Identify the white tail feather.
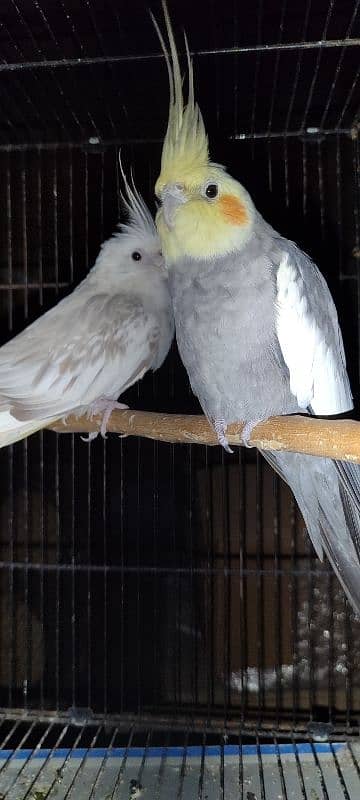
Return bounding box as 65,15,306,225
0,411,50,448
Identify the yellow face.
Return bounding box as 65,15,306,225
156,167,255,265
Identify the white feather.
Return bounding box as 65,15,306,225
0,412,47,448
275,252,352,414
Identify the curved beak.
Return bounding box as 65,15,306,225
161,184,188,229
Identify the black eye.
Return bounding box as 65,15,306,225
205,183,218,199
132,251,142,261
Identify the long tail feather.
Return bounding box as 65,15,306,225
260,449,360,616
335,459,360,514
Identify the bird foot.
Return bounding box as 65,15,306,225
241,419,262,448
213,418,233,454
213,418,263,452
81,397,128,442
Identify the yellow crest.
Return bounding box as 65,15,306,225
152,1,210,191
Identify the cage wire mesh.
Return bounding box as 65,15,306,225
0,0,358,797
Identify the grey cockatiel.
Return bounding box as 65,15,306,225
153,3,360,614
0,167,174,447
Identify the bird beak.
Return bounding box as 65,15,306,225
161,184,188,229
156,252,166,271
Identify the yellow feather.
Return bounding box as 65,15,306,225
156,179,253,263
152,1,210,192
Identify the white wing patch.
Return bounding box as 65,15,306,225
275,253,352,414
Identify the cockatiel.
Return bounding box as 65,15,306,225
0,166,174,448
153,4,360,615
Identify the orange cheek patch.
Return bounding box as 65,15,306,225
219,194,248,225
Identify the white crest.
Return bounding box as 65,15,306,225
118,154,157,245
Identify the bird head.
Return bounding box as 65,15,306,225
95,158,164,276
153,2,255,266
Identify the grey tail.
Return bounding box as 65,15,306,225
260,448,360,617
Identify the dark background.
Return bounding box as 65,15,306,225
0,0,358,728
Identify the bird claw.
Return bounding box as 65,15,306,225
241,419,262,448
84,397,129,441
81,431,99,443
213,417,262,451
213,418,234,454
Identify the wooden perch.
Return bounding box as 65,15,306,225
48,410,360,464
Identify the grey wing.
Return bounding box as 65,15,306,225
273,239,353,414
269,237,360,611
273,238,360,528
0,292,162,421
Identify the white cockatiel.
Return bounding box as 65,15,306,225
0,167,174,447
153,3,360,615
